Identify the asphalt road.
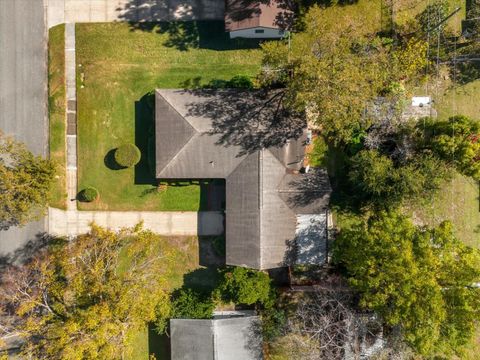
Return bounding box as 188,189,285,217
0,0,48,256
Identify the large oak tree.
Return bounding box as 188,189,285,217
0,225,173,359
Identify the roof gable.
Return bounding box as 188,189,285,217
155,91,196,177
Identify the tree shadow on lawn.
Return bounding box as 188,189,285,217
116,0,361,51
135,93,157,186
182,266,221,294
128,20,261,51
104,148,125,170
148,323,170,360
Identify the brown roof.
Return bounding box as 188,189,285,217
225,0,288,31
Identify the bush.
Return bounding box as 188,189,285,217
261,308,287,341
204,75,254,89
423,115,480,180
114,144,141,168
228,75,254,89
217,267,274,307
171,288,215,319
80,187,99,202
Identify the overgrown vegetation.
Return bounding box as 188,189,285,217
154,266,276,335
334,211,480,356
261,1,480,358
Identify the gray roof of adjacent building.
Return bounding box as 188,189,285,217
170,316,263,360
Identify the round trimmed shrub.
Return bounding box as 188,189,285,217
80,187,99,202
114,144,141,168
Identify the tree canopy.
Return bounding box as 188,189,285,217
0,132,55,230
333,212,480,356
421,115,480,180
260,6,429,145
0,225,172,359
348,149,449,208
216,266,275,308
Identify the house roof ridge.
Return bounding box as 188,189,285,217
155,90,198,177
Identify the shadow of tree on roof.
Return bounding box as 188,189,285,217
184,89,305,156
244,316,264,359
279,169,332,212
226,0,295,30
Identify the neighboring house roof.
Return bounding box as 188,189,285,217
170,316,263,360
155,89,332,269
225,0,289,31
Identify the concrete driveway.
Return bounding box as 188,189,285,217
46,0,225,28
0,0,48,256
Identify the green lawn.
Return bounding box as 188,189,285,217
394,0,465,34
48,24,67,209
122,235,220,360
74,22,262,211
405,172,480,249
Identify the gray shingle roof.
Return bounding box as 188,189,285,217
170,316,263,360
155,89,331,269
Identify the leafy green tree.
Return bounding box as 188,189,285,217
0,225,173,359
261,6,431,146
260,6,390,144
348,149,449,207
334,212,480,356
422,115,480,180
217,267,274,308
0,132,55,230
170,288,215,320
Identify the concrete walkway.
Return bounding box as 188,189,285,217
46,0,225,28
49,208,223,237
65,23,78,211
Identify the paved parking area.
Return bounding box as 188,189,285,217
46,0,225,28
